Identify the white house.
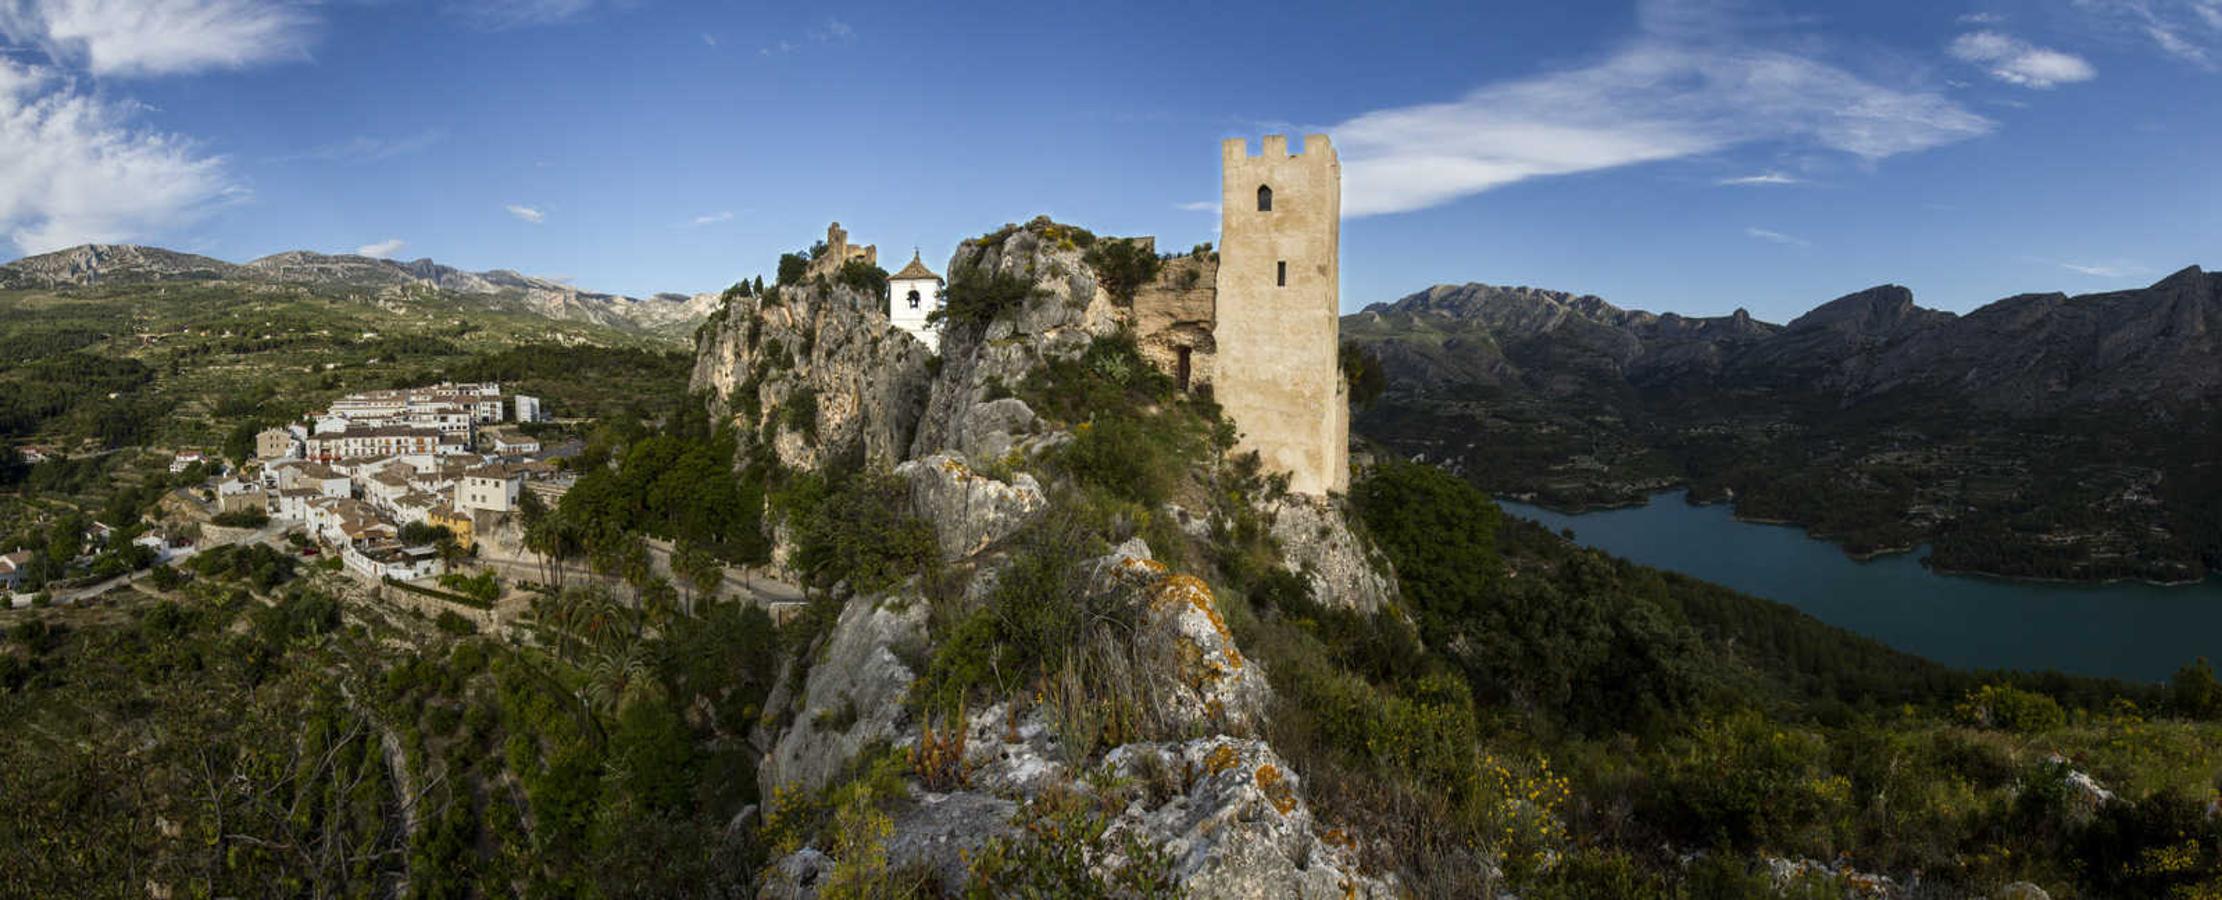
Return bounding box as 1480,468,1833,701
887,251,945,352
515,395,544,423
455,464,524,514
169,451,206,474
492,433,541,455
343,543,444,582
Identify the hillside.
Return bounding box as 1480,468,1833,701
0,277,693,455
0,244,720,339
1345,268,2222,583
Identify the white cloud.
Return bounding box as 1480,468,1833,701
690,210,733,226
355,238,406,258
272,131,443,164
2059,260,2144,277
1334,1,1992,217
1949,31,2098,88
1717,172,1803,186
448,0,605,30
764,18,855,56
1746,227,1810,247
1958,12,2006,24
0,58,238,253
505,204,545,224
1175,201,1220,212
0,0,316,77
701,31,716,47
2073,0,2219,69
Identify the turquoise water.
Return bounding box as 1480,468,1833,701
1498,491,2222,684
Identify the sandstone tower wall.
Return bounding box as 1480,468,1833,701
1211,134,1348,496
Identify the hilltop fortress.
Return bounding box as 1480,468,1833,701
871,134,1350,495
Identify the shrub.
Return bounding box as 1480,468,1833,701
836,260,888,298
786,469,936,595
934,265,1039,329
776,253,808,286
1082,238,1161,304
1956,684,2067,733
2166,657,2222,720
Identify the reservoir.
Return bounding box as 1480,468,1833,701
1498,490,2222,684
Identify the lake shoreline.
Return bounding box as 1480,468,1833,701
1515,487,2208,589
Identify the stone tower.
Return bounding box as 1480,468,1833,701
1211,134,1348,496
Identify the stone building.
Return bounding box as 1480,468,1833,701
1207,134,1348,496
1131,247,1218,395
887,251,944,352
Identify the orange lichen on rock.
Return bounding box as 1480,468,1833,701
1205,743,1240,775
1255,763,1297,815
1148,573,1243,668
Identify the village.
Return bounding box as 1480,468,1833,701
3,381,576,605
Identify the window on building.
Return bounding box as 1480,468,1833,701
1277,261,1287,287
1176,346,1193,392
1257,185,1273,211
907,289,921,309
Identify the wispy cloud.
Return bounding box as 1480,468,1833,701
1958,12,2007,24
701,31,716,47
763,17,855,56
2058,259,2145,277
505,204,545,224
0,0,317,77
1949,31,2097,88
1175,201,1220,212
2072,0,2220,69
1717,172,1803,186
1333,0,1992,216
355,238,406,258
1746,227,1810,247
271,131,444,164
0,57,239,252
689,210,733,226
448,0,612,30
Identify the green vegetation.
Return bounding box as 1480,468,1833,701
933,264,1041,329
1081,237,1161,304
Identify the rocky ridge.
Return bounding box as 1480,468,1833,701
0,243,720,337
704,219,1401,897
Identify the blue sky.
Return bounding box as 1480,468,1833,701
0,0,2216,320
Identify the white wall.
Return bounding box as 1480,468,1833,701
889,277,943,352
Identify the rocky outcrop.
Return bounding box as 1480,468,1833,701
910,218,1124,459
690,282,932,474
1139,573,1274,734
1102,738,1398,898
1267,495,1396,614
758,596,929,794
893,452,1047,561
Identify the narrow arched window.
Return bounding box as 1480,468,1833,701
1257,185,1273,211
907,289,921,309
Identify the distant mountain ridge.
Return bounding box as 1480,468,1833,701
1352,266,2222,418
0,244,721,338
1345,266,2222,583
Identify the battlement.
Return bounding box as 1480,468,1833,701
1222,134,1336,162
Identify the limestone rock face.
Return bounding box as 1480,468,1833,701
1267,495,1396,613
955,397,1038,464
910,218,1123,459
1102,738,1398,899
758,597,929,795
893,452,1047,561
690,282,932,475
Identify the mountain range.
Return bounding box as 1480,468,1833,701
1345,266,2222,583
0,244,721,338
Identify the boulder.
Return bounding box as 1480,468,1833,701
759,596,930,794
1102,738,1397,899
893,452,1047,561
882,791,1020,895
956,397,1037,464
1267,495,1396,614
755,847,832,900
1138,573,1272,733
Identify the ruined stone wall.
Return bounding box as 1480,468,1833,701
1210,135,1348,495
1131,254,1219,394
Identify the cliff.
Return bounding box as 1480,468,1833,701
708,218,1403,896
